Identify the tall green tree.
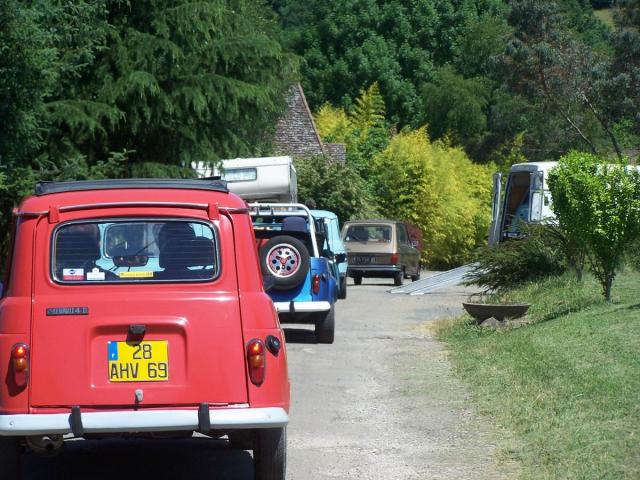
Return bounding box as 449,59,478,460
501,0,625,159
420,67,492,159
0,0,55,166
87,0,294,168
607,0,640,139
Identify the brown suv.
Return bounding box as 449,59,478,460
341,220,421,286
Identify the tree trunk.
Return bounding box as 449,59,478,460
580,92,624,160
604,276,613,302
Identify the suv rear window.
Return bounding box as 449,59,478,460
344,225,392,243
52,220,218,283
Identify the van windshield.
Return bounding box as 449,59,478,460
344,225,391,243
52,220,217,283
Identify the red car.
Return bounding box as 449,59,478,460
0,179,289,479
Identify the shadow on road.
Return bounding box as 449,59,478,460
351,282,397,287
23,437,253,480
283,327,319,344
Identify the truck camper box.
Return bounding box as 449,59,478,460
194,156,297,203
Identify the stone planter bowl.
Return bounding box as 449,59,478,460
462,302,531,322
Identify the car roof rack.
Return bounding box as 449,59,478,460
35,178,229,196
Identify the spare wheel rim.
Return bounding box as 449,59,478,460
266,243,302,278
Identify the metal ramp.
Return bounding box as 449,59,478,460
389,264,475,295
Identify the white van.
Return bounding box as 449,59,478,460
488,162,557,246
193,156,297,203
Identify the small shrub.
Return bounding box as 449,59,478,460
548,151,640,301
464,224,567,292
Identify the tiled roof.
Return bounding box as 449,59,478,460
274,84,346,163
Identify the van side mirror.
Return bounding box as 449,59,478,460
335,253,347,263
410,240,418,248
262,274,276,292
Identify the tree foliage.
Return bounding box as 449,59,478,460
501,1,625,159
314,83,390,177
420,67,492,159
269,0,508,125
1,0,293,173
609,0,640,139
294,156,376,222
548,151,640,301
272,0,639,165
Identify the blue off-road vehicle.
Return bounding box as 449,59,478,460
311,209,348,300
250,203,338,343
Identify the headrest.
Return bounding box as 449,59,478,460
159,238,214,270
349,226,367,241
158,223,196,248
56,232,100,264
281,216,308,233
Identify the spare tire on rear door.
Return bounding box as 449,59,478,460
259,235,310,290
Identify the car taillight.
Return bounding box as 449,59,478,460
390,254,398,265
11,343,29,387
312,274,321,294
247,339,265,386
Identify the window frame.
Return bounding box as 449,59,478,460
50,218,221,285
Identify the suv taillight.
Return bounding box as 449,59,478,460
11,343,29,387
247,339,265,386
390,254,399,265
312,274,321,294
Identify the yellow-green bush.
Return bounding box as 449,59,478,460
314,103,352,143
372,128,492,268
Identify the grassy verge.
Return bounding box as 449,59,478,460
437,271,640,479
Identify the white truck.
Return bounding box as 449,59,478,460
488,161,557,246
193,156,297,202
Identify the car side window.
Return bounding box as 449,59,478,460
397,225,408,245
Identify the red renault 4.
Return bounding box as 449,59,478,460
0,179,289,479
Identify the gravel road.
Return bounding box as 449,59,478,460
285,277,511,480
22,277,512,479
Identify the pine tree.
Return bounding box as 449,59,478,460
91,0,295,169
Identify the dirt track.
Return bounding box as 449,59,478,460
285,277,512,479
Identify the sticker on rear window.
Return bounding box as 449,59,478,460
86,268,106,281
119,271,154,279
62,268,84,281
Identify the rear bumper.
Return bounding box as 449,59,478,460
0,407,288,436
273,301,331,314
348,265,400,277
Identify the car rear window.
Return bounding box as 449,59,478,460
344,225,392,243
52,220,218,283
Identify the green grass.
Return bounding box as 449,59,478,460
437,271,640,480
595,8,615,28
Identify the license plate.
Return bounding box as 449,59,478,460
353,256,373,264
108,340,169,382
